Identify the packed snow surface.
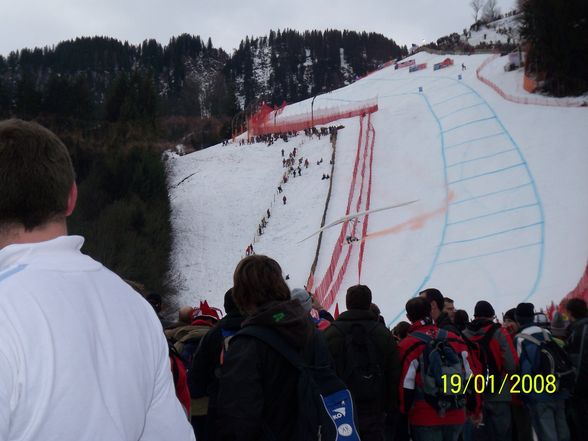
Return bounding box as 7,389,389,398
169,51,588,324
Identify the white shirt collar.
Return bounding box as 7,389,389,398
0,235,90,271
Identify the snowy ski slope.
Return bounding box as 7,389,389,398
169,51,588,324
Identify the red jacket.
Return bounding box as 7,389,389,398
398,321,471,426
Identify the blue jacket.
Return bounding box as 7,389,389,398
514,324,569,402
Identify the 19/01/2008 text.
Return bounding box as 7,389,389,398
441,374,558,395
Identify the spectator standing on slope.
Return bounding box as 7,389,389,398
462,301,518,441
324,285,400,441
443,297,456,323
502,308,533,441
514,303,571,441
420,288,460,335
189,289,245,441
0,119,194,441
217,255,350,440
398,297,471,441
565,298,588,441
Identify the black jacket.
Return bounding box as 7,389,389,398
216,300,315,441
566,316,588,395
189,311,245,404
323,309,400,413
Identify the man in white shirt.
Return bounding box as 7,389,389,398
0,119,195,441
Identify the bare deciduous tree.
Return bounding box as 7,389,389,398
482,0,501,22
470,0,484,22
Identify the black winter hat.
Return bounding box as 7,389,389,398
223,288,238,314
474,300,495,318
503,308,516,322
515,302,535,323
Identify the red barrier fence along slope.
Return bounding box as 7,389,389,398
249,98,378,136
309,111,376,311
358,118,376,282
476,55,585,108
558,261,588,311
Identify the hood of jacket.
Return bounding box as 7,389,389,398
218,310,245,331
242,299,313,349
465,318,496,335
335,309,377,322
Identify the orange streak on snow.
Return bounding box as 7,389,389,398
361,190,455,242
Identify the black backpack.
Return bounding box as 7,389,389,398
331,322,385,403
236,326,361,441
518,329,576,392
462,323,501,381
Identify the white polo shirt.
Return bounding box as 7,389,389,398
0,236,195,441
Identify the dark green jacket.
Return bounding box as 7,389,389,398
323,309,400,413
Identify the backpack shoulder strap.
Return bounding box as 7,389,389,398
410,331,433,343
236,325,305,371
517,332,542,346
480,323,501,346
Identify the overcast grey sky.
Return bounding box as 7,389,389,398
1,0,517,56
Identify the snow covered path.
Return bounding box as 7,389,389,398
169,51,588,324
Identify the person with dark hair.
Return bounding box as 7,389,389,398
500,309,533,441
503,308,520,337
324,285,400,441
370,302,386,325
514,303,570,441
420,288,459,334
454,309,469,332
392,321,411,342
463,301,518,441
217,255,335,440
398,297,472,441
189,289,244,441
444,297,456,322
565,298,588,441
0,119,194,440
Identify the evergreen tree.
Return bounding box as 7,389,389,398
521,0,588,96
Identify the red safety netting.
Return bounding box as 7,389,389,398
248,98,378,136
358,118,376,281
310,114,365,303
476,55,585,108
558,261,588,311
309,112,376,311
322,113,372,308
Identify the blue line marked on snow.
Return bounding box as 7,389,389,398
438,102,486,119
446,148,517,168
387,75,545,325
447,202,540,226
444,132,506,150
437,242,542,266
442,116,497,134
431,91,475,106
450,182,533,205
442,221,543,246
464,83,545,301
447,162,525,185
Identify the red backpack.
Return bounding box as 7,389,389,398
462,323,502,378
169,343,191,418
